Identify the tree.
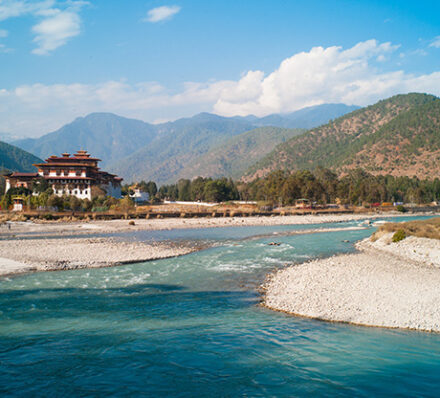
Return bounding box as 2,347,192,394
119,196,134,213
81,199,92,212
32,177,49,194
190,177,207,201
138,180,158,198
68,196,82,211
47,195,64,210
177,179,191,201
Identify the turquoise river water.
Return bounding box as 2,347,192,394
1,216,440,397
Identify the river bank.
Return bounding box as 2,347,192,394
0,213,428,278
0,212,412,239
263,232,440,332
0,237,199,277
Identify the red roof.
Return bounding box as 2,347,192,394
34,162,96,167
44,157,101,162
44,150,101,162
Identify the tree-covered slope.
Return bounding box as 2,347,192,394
174,126,305,180
110,113,255,183
0,141,42,172
245,93,440,180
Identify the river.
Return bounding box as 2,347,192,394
1,217,439,396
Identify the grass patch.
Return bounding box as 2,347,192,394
373,217,440,240
392,229,406,242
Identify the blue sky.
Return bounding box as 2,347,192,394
1,0,440,137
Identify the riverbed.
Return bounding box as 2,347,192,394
1,216,440,396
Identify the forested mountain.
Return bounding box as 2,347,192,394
0,141,42,172
109,113,255,183
12,103,358,183
245,93,440,180
172,126,305,181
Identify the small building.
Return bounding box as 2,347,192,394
129,188,150,203
5,150,123,200
5,172,39,192
295,198,310,209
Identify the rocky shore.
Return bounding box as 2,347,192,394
0,237,198,277
0,213,408,239
263,232,440,332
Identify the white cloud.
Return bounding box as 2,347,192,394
0,0,55,21
0,0,87,54
212,39,424,116
32,9,81,54
0,29,8,37
429,36,440,48
1,39,440,137
144,5,181,23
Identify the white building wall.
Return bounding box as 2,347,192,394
50,180,92,200
130,189,149,203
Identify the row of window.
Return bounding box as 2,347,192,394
55,189,89,195
43,170,85,177
49,180,90,184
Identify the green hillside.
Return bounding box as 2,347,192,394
0,141,42,172
110,113,255,183
174,126,305,180
245,93,440,180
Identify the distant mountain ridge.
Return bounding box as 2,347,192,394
0,141,42,173
245,93,440,180
233,103,360,129
12,103,359,183
14,113,157,168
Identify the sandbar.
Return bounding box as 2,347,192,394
263,233,440,332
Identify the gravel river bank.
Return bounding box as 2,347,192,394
263,232,440,332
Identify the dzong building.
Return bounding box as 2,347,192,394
5,150,122,200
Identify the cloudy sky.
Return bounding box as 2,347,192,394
1,0,440,138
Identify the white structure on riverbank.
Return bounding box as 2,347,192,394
129,188,150,203
5,150,123,200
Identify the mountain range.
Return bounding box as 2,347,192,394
12,103,358,183
245,93,440,180
4,94,440,183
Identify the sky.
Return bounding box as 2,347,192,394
1,0,440,138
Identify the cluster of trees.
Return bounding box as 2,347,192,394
124,168,440,206
240,168,440,205
121,177,239,203
2,167,440,212
157,177,239,202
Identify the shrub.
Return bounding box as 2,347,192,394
396,205,407,213
47,194,64,210
392,229,406,242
